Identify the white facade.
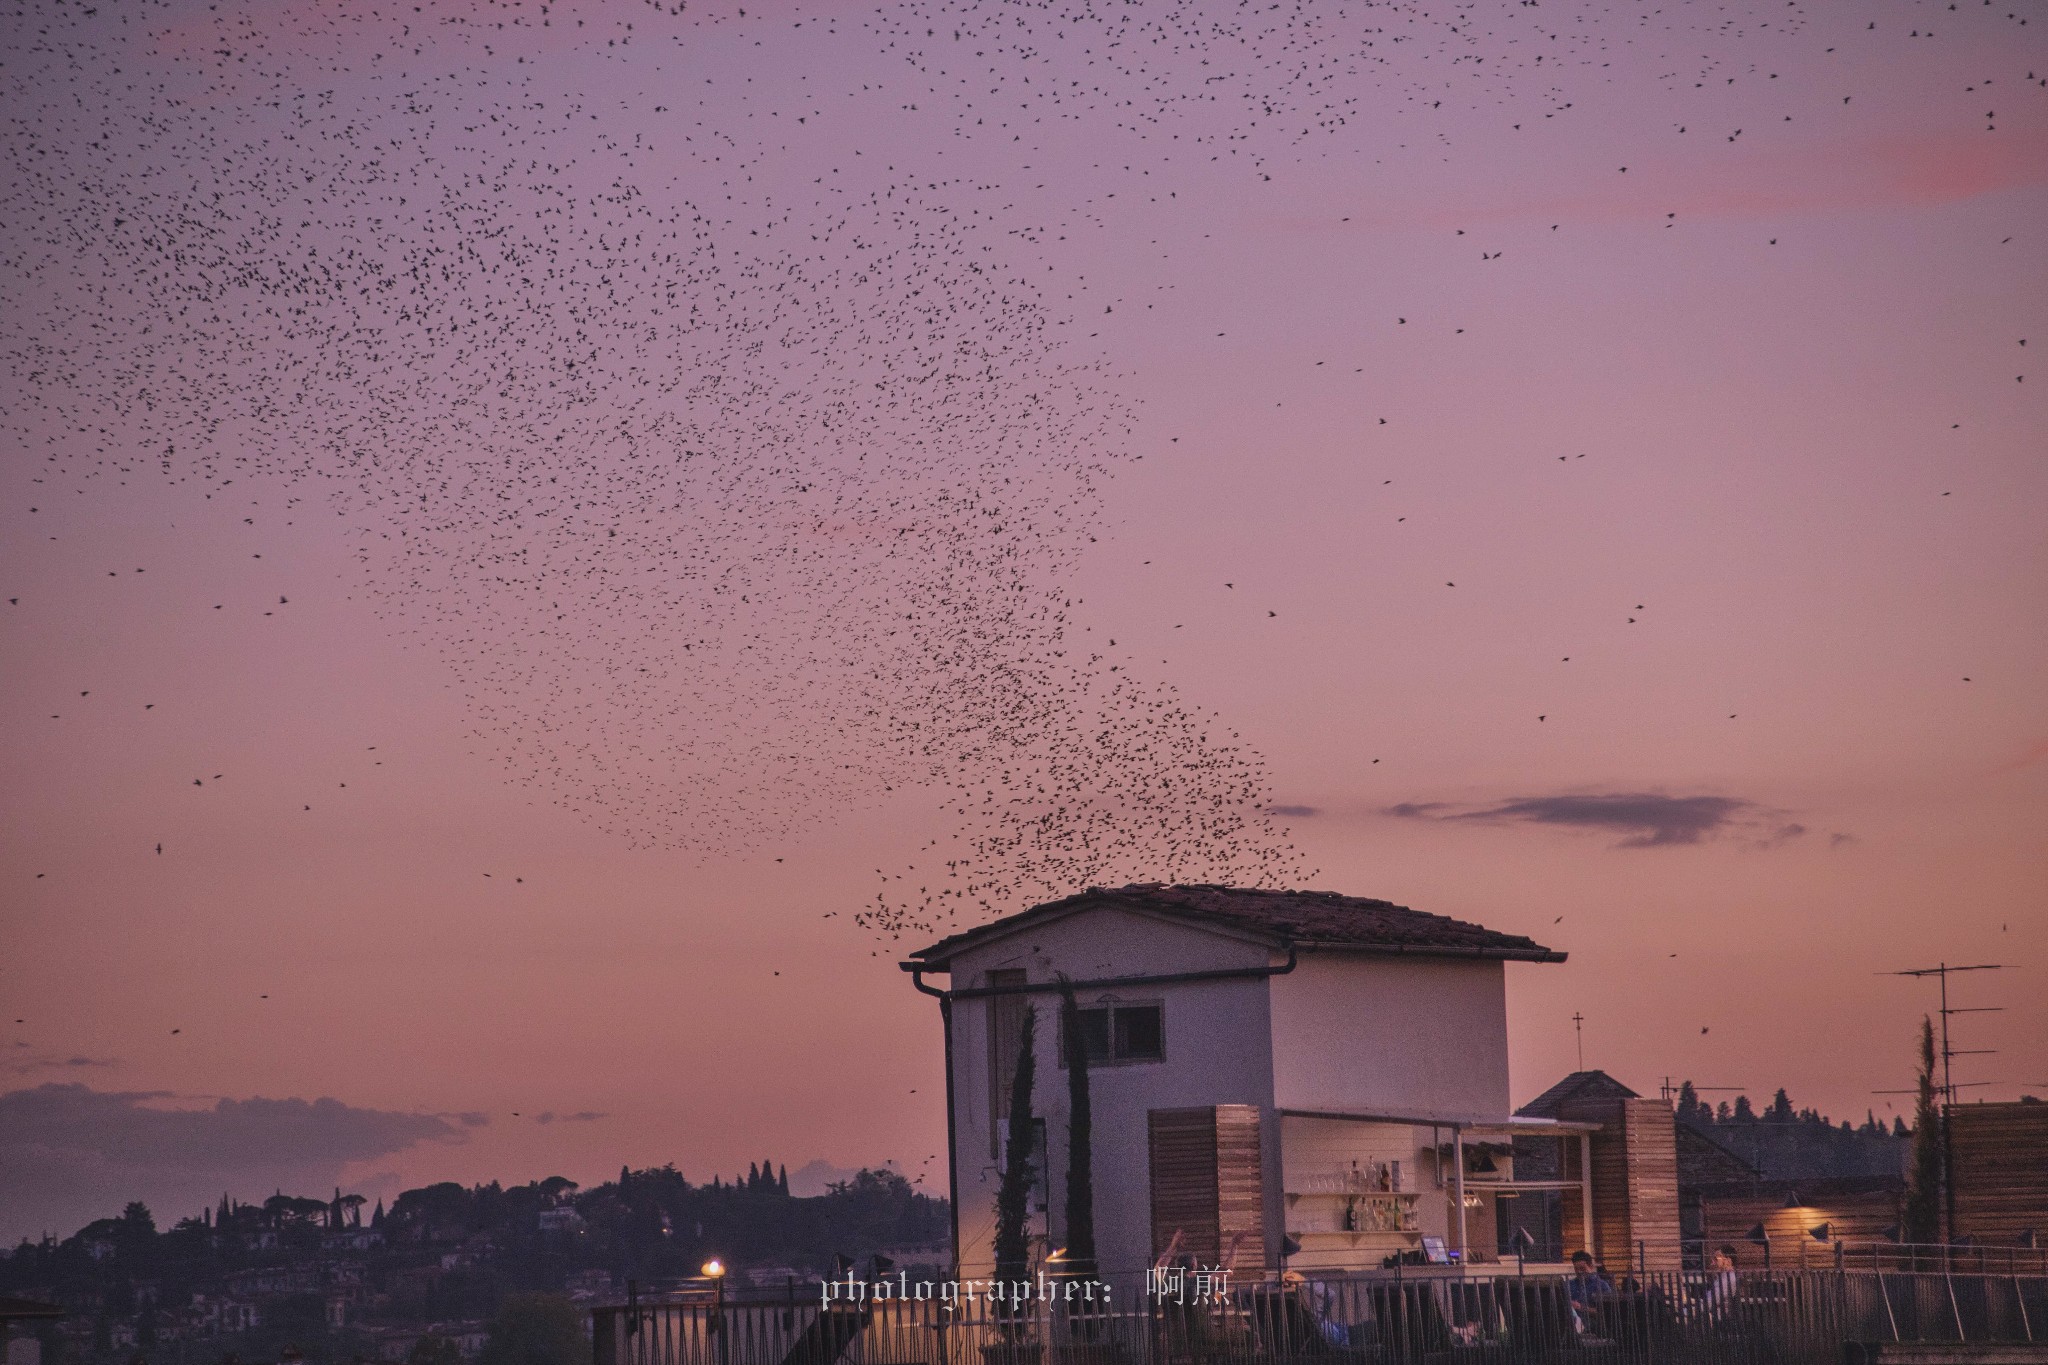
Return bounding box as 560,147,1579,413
923,900,1539,1278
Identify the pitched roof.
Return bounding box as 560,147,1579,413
906,883,1565,967
1516,1070,1642,1118
1676,1124,1762,1185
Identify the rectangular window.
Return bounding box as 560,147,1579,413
1061,1001,1163,1065
1073,1007,1112,1062
1114,1004,1165,1061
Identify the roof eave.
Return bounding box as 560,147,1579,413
1295,939,1567,964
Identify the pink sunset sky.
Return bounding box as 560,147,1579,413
1,0,2043,1244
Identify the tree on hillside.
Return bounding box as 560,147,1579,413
1904,1015,1943,1243
479,1295,586,1365
1732,1095,1757,1123
1767,1090,1794,1123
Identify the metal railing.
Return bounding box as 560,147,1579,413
592,1262,2048,1365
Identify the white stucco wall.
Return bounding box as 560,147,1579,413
944,907,1279,1278
1268,951,1511,1118
935,917,1522,1279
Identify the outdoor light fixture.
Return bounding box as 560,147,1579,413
1782,1190,1803,1209
702,1259,726,1278
1470,1150,1499,1175
1809,1223,1831,1242
1881,1225,1901,1243
1746,1223,1769,1246
2019,1230,2038,1250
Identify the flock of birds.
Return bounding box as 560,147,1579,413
2,0,2035,950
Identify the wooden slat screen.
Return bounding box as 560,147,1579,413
1948,1102,2048,1244
1149,1105,1265,1271
1551,1096,1683,1272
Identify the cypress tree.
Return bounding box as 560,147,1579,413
992,1007,1039,1291
1904,1015,1943,1243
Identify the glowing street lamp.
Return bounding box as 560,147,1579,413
702,1259,729,1365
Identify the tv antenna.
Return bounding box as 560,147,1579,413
1573,1012,1585,1071
1881,964,2009,1108
1659,1077,1747,1107
1881,962,2013,1242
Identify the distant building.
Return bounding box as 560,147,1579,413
322,1227,385,1252
0,1297,63,1365
1672,1094,1909,1263
563,1269,614,1300
905,884,1679,1277
1515,1070,1683,1272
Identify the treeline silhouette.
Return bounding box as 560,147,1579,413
2,1166,947,1365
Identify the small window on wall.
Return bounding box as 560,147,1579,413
1115,1005,1165,1060
1061,1002,1164,1065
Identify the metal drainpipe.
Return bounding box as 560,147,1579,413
903,968,965,1276
903,946,1301,1273
1453,1127,1468,1264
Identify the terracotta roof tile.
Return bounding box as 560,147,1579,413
908,883,1565,965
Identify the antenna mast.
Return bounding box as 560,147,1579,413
1882,962,2010,1242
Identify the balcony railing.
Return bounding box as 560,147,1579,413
592,1259,2048,1365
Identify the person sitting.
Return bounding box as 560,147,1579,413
1566,1251,1614,1309
1685,1246,1741,1324
1275,1271,1355,1350
1562,1250,1615,1337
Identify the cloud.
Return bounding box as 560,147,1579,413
1264,804,1320,818
0,1084,470,1244
532,1111,608,1125
9,1055,119,1074
1829,832,1860,850
1387,791,1803,849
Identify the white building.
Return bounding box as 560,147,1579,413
904,884,1664,1279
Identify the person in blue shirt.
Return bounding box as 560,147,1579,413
1566,1251,1615,1307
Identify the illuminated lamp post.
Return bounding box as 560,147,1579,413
703,1260,728,1365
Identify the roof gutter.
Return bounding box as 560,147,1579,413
903,945,1300,1000
1286,941,1568,964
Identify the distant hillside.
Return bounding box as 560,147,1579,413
0,1163,948,1365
